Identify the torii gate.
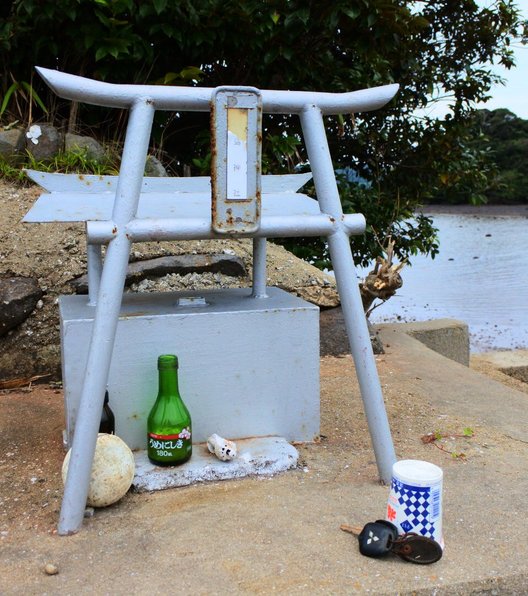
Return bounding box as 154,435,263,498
24,67,398,534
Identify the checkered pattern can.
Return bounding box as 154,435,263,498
386,460,444,548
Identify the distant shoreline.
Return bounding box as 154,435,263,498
420,203,528,217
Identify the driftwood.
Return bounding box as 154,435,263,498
0,373,50,390
360,239,405,315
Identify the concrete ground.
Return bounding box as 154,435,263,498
2,317,528,594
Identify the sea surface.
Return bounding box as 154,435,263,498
359,212,528,353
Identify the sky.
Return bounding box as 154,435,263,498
419,0,528,119
467,0,527,117
484,32,528,118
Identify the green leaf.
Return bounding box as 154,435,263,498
463,427,474,437
139,4,153,18
94,8,111,26
296,8,310,25
271,11,280,25
342,8,360,19
161,72,180,84
413,16,431,30
160,23,176,37
108,18,130,27
153,0,168,15
20,81,49,114
95,46,108,61
65,6,78,20
179,66,203,81
0,82,19,117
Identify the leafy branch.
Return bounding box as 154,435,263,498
421,427,474,459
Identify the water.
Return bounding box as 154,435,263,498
360,212,528,353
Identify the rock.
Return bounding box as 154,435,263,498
44,563,59,575
70,254,247,294
319,307,384,356
144,155,168,177
25,124,61,162
295,284,339,308
65,133,106,161
0,276,43,336
0,127,26,164
367,320,385,355
62,434,135,507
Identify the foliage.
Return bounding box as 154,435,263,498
0,76,48,121
0,0,526,267
0,157,28,183
0,147,120,184
26,146,120,175
421,427,474,459
286,177,439,268
469,108,528,203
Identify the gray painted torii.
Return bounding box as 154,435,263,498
26,67,398,534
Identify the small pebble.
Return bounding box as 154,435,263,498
44,563,59,575
84,507,95,518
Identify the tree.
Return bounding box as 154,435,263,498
1,0,526,267
469,108,528,204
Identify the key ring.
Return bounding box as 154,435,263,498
341,520,443,565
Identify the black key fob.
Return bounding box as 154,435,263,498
358,521,398,557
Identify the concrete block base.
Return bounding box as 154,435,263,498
378,318,470,366
60,287,320,450
133,436,299,492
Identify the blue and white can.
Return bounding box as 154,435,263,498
386,459,444,548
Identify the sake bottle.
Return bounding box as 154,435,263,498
147,355,192,466
99,390,115,434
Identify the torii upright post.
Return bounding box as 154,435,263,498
301,104,396,481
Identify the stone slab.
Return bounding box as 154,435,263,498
70,253,246,294
132,436,299,492
378,318,470,366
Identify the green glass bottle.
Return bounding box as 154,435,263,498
147,355,192,466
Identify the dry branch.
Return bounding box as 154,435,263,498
359,238,405,314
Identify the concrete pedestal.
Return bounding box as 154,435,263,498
60,287,320,450
133,436,299,492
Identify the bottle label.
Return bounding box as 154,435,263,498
148,427,192,461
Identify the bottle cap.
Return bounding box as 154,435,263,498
157,354,178,369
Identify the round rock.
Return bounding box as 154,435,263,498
62,434,135,507
44,563,59,575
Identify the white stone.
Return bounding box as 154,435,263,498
62,434,135,507
26,124,42,145
207,433,237,461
